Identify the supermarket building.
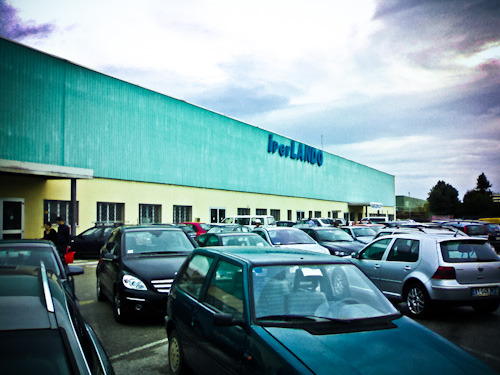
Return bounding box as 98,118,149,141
0,37,395,239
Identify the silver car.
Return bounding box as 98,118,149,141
252,227,330,255
349,233,500,317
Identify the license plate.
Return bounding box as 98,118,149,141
471,287,499,297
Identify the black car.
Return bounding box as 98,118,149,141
96,225,197,322
482,222,500,253
0,264,115,375
0,239,84,302
69,222,122,259
300,227,364,256
195,232,271,247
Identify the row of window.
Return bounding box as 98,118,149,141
44,200,343,226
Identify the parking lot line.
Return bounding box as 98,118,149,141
110,338,169,361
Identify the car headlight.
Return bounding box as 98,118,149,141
122,274,147,291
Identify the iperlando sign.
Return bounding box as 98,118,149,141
267,134,324,167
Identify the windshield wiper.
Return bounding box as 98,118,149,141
257,314,319,322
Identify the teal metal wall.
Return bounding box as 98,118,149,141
0,38,395,206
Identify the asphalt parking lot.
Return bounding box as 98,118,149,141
74,260,500,374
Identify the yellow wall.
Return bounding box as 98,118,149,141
1,175,395,238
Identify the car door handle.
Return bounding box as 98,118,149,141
404,266,411,271
374,264,380,269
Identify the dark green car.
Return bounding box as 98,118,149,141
165,247,497,375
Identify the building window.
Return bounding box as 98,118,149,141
270,209,280,221
314,211,321,218
210,208,226,223
139,204,161,224
44,200,79,225
256,208,267,215
97,202,124,223
296,211,305,221
173,205,192,224
287,210,292,221
238,208,250,215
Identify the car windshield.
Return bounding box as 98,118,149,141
0,246,60,276
317,229,353,242
221,235,271,247
352,228,376,237
440,240,499,263
268,229,316,245
124,230,195,255
252,263,398,321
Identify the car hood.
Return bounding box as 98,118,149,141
263,316,495,375
122,253,189,281
275,243,330,255
320,241,364,253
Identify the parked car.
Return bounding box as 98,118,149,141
205,224,251,233
373,226,467,240
482,222,500,253
96,225,197,322
444,221,488,236
350,233,500,317
299,227,364,256
0,239,84,302
174,224,198,239
341,225,377,244
276,220,296,227
252,227,330,254
165,247,497,375
0,264,115,375
196,232,271,247
69,222,121,258
181,222,212,237
361,216,388,224
222,215,277,228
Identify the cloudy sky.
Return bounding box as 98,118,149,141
1,0,499,200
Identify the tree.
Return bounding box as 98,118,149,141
463,173,494,218
427,180,461,216
476,173,492,194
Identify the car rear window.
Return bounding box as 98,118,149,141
440,240,499,263
0,329,75,374
465,225,486,235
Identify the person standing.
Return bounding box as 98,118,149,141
56,216,71,259
43,221,57,243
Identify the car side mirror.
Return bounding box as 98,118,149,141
103,252,117,261
106,242,114,251
213,313,244,327
351,251,360,259
67,265,85,276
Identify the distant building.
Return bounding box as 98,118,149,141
0,37,395,239
396,196,427,220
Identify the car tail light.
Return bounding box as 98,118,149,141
432,266,456,280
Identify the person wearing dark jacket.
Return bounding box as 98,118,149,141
56,216,71,258
43,221,57,243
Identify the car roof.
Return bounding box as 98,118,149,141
380,233,486,242
0,240,55,247
0,266,63,331
119,225,184,231
193,247,350,266
213,232,260,237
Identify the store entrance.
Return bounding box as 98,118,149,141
1,198,24,239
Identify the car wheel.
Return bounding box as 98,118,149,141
331,269,349,299
96,275,106,302
113,291,129,323
405,283,431,318
472,301,500,314
168,329,188,375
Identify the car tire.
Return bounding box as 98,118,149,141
168,329,188,375
96,275,106,302
113,290,129,323
472,301,500,314
405,282,431,318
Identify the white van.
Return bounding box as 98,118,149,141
222,215,277,228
